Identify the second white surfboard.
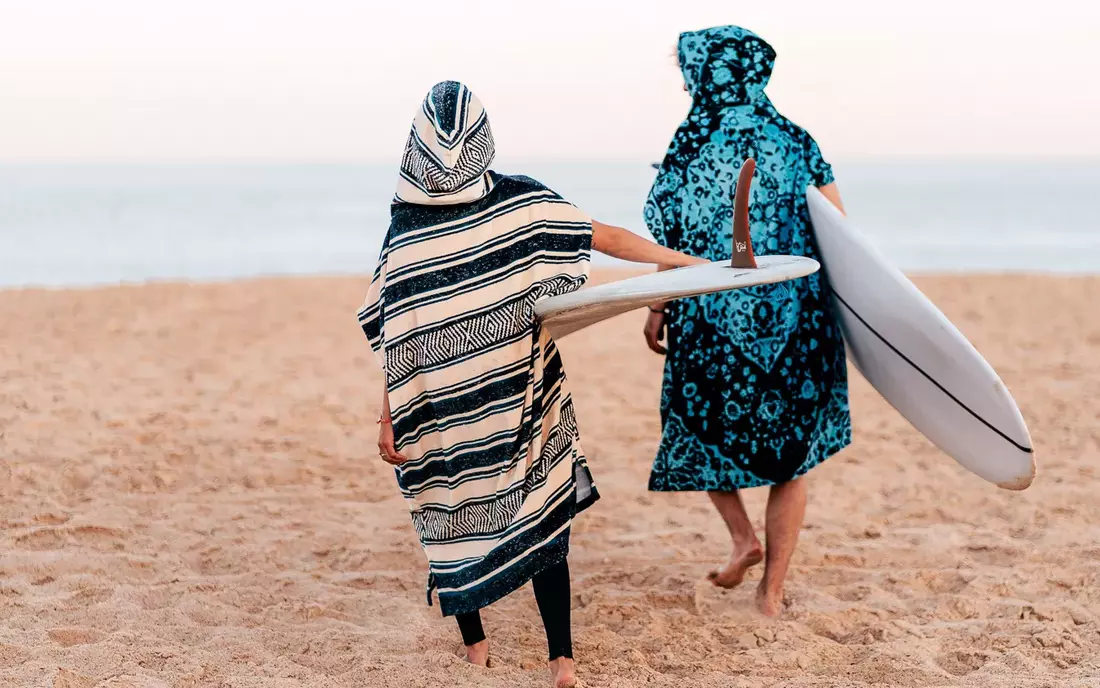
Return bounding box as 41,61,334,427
536,256,819,339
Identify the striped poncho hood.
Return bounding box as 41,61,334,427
394,80,497,206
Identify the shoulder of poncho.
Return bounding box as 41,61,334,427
492,174,563,200
385,171,576,244
756,110,814,148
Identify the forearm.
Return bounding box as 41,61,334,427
818,182,846,215
381,384,392,421
591,220,702,268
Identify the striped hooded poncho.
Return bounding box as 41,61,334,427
357,81,599,616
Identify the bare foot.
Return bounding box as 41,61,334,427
464,639,490,667
549,657,576,688
755,583,784,617
707,541,763,588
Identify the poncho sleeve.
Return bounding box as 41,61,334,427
357,230,391,375
805,135,836,188
519,178,593,301
542,200,592,298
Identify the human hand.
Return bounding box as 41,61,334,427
644,309,667,355
377,420,407,465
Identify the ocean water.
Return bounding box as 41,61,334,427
1,160,1098,288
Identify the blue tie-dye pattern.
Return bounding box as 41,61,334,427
646,26,851,491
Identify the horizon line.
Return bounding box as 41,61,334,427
4,154,1100,166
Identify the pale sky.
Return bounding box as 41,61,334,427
1,0,1098,162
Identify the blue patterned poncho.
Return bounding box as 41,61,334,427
645,27,851,491
358,82,598,615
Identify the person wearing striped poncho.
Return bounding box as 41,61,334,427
358,81,701,687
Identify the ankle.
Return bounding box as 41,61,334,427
465,639,489,666
733,534,761,550
550,659,577,687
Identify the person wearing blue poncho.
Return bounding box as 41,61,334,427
643,26,850,616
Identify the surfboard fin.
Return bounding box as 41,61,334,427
731,158,758,269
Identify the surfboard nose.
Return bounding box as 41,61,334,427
731,158,758,269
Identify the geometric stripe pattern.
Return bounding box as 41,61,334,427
395,81,497,206
410,400,579,543
401,113,494,195
385,274,583,388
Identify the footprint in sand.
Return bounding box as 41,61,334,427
13,528,68,550
65,586,115,608
34,512,72,526
48,628,106,647
14,525,125,551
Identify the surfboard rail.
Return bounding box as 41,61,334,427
806,186,1035,490
537,256,819,339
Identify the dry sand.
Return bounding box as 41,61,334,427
1,271,1099,688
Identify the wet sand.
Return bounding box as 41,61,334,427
1,272,1099,687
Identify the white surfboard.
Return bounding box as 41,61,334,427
807,187,1035,490
536,256,820,339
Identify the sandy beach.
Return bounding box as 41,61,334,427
1,271,1099,688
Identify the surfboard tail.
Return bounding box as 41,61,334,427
731,158,758,269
